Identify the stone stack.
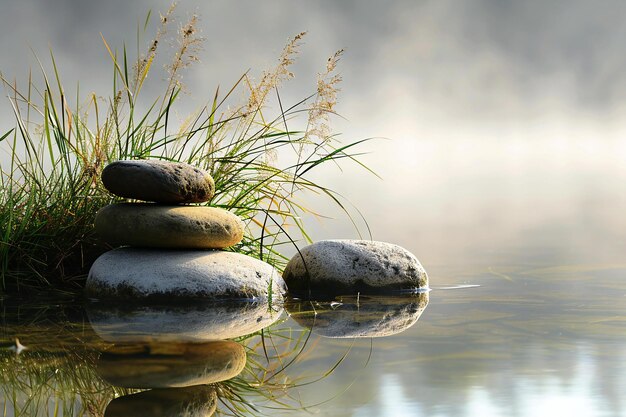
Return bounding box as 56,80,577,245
85,159,286,302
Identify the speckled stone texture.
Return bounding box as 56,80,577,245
286,293,429,338
104,386,217,417
95,204,244,249
101,159,215,203
96,341,246,388
283,240,429,297
87,301,283,343
85,248,286,302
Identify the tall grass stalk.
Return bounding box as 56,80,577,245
0,5,372,292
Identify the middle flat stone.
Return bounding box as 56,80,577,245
95,203,244,249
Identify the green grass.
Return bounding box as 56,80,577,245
0,5,372,293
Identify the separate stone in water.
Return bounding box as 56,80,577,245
283,240,428,297
104,386,217,417
95,204,244,249
86,248,286,302
87,301,283,343
286,293,429,338
101,159,215,204
97,341,246,388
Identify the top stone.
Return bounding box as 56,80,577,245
101,159,215,204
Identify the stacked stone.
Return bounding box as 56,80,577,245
85,159,285,302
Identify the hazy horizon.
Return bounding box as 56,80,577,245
2,0,626,272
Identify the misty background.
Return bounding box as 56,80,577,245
2,2,626,416
2,0,626,272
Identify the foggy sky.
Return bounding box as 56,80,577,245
2,0,626,267
5,0,626,118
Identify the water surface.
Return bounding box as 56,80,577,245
1,260,624,417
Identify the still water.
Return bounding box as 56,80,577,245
1,259,624,417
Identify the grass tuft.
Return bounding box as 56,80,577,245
0,5,372,293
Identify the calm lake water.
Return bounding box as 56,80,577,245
1,257,624,417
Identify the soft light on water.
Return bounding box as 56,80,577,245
268,264,626,417
1,264,625,416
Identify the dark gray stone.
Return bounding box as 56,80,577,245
101,159,215,203
283,240,429,297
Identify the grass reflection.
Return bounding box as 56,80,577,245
0,298,373,416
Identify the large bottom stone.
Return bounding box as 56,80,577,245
286,293,429,338
283,240,429,298
86,248,285,302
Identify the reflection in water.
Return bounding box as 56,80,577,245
279,266,626,417
3,267,623,416
286,293,429,338
86,300,283,342
98,341,236,416
96,341,246,388
0,303,112,416
104,385,217,417
0,299,313,416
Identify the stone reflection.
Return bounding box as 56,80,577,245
286,293,429,338
88,300,281,416
86,300,282,342
104,385,217,417
96,341,246,388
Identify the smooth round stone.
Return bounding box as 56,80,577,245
95,204,244,249
86,248,286,302
286,293,429,338
104,386,217,417
87,301,283,343
102,159,215,204
283,240,429,297
97,341,246,388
